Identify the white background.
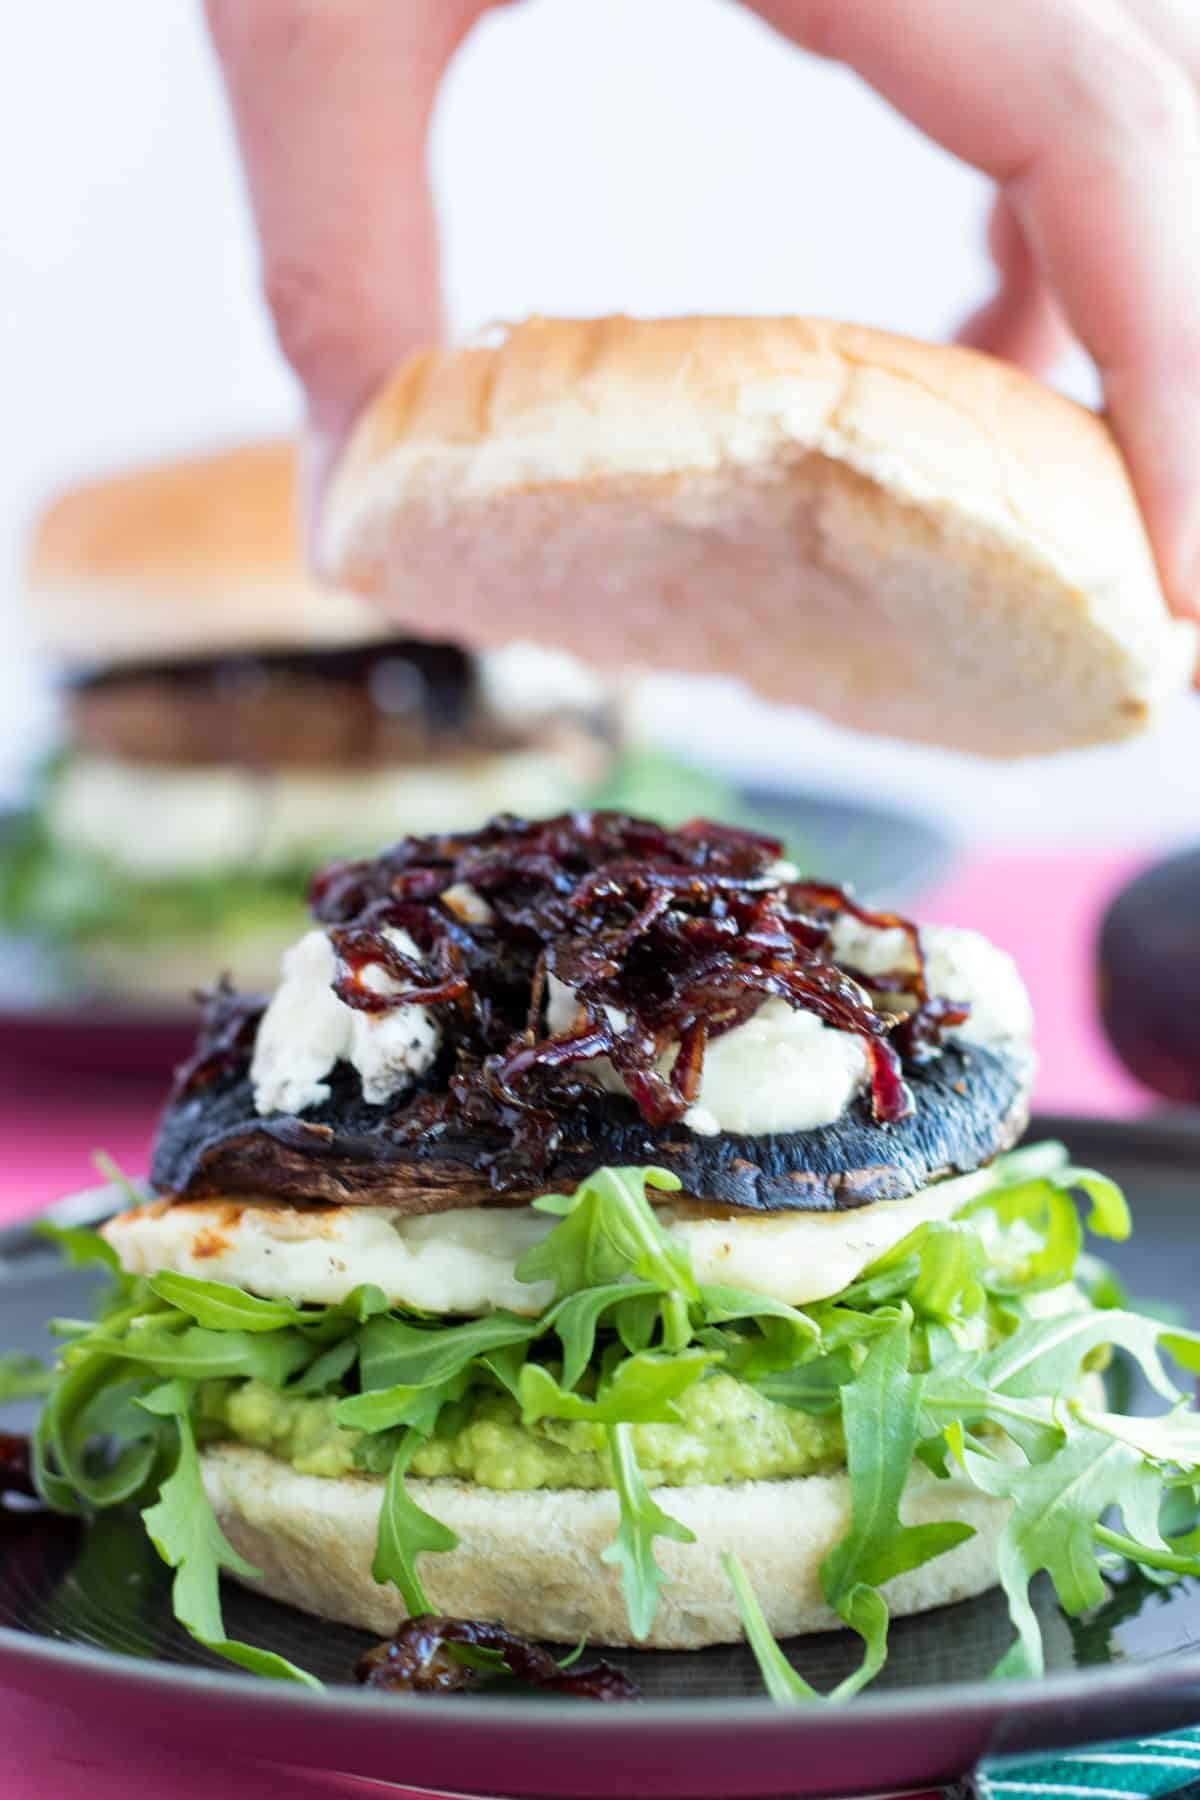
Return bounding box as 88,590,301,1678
3,0,1197,850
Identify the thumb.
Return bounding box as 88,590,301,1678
205,0,493,519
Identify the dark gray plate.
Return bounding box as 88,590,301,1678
2,1113,1197,1798
0,785,951,1082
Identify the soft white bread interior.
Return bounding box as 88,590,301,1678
202,1441,1008,1649
29,440,392,666
321,315,1196,757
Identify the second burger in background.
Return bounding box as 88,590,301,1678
1,441,634,1001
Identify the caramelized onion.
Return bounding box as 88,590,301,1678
179,814,966,1190
356,1614,638,1701
169,981,265,1102
0,1432,36,1500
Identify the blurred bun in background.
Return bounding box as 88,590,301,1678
1,440,622,1002
31,442,386,664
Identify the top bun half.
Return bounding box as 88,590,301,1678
321,315,1196,757
29,440,393,668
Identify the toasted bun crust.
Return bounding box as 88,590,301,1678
322,316,1196,757
29,441,390,666
201,1441,1007,1649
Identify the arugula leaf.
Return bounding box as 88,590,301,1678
841,1223,985,1321
907,1224,987,1321
723,1552,821,1702
144,1276,386,1340
337,1370,470,1436
1073,1402,1200,1466
139,1381,318,1685
149,1273,320,1334
698,1285,821,1360
518,1350,716,1426
372,1431,459,1616
34,1352,164,1512
324,1284,391,1326
1158,1485,1200,1542
68,1374,166,1506
1076,1254,1129,1313
959,1155,1130,1313
288,1336,359,1397
920,1304,1200,1469
556,1633,589,1671
832,1585,891,1699
966,1181,1083,1298
77,1323,315,1385
918,1352,1063,1462
477,1342,529,1401
823,1314,973,1596
954,1422,1156,1678
990,1141,1072,1184
803,1299,907,1356
33,1358,108,1512
982,1308,1188,1403
519,1167,693,1303
821,1314,974,1683
699,1286,818,1332
92,1152,148,1211
1161,1327,1200,1376
614,1291,663,1356
1093,1524,1200,1578
602,1422,695,1639
0,1352,51,1402
351,1429,407,1476
357,1311,538,1393
546,1281,660,1388
1059,1166,1131,1241
753,1348,856,1416
34,1220,120,1273
979,1142,1129,1242
726,1551,896,1706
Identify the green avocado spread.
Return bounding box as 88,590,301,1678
197,1373,845,1489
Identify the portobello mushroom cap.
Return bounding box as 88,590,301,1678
150,1041,1034,1215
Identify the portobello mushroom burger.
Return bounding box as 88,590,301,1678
34,810,1200,1685
2,441,626,1001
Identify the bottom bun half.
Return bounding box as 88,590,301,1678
201,1442,1009,1650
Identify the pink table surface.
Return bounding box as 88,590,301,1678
0,846,1167,1796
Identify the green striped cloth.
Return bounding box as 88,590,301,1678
983,1726,1200,1800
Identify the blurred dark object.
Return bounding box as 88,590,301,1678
1098,847,1200,1105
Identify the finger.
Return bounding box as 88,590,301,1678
957,193,1074,376
205,0,493,452
1117,0,1200,631
1118,0,1200,79
747,0,1200,618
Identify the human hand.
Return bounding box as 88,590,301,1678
204,0,493,524
206,0,1200,617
